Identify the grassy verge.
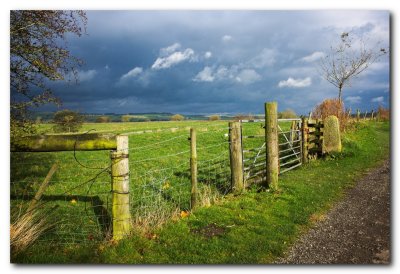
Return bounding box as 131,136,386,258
13,121,389,263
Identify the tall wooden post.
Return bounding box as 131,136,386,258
265,102,279,191
229,122,244,193
301,117,309,164
371,110,375,120
190,128,198,209
364,110,368,120
111,135,131,240
356,109,360,122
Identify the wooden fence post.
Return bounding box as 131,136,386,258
301,117,309,164
289,121,296,145
111,135,131,240
190,128,198,209
229,122,244,193
27,163,58,213
357,109,360,122
265,102,279,191
371,110,375,120
364,110,368,120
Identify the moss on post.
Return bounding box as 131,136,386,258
11,133,117,152
265,102,279,191
111,135,131,240
190,128,198,209
301,117,309,164
229,122,244,193
322,115,342,154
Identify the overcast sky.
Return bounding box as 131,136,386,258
45,10,390,115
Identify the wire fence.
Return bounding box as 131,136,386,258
9,123,234,248
10,119,304,248
10,149,112,245
128,124,231,231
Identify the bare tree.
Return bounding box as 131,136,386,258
319,32,388,102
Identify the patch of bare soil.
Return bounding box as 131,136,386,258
276,159,390,264
190,223,226,239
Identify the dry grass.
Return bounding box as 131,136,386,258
377,106,390,121
130,185,220,234
197,185,220,208
309,212,326,223
312,98,348,131
10,207,53,258
131,206,181,234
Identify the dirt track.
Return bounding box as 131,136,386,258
276,159,390,264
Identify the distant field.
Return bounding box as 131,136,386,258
37,120,228,134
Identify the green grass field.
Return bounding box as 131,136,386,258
11,120,390,263
11,120,263,249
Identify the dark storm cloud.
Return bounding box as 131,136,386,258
45,10,390,115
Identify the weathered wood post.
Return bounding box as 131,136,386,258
364,110,368,120
229,122,244,193
190,128,198,209
111,135,131,240
356,109,360,122
290,120,296,145
301,117,309,164
371,110,375,120
265,102,279,191
27,164,58,213
347,109,352,119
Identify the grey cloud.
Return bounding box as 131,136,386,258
42,11,389,115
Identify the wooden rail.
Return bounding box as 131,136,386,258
11,133,117,152
11,133,131,241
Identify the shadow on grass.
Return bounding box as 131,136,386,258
10,193,112,239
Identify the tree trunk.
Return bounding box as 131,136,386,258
338,86,343,103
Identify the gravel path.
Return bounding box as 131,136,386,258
276,159,390,264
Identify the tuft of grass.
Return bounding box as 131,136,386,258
131,206,180,235
10,208,53,259
197,184,221,208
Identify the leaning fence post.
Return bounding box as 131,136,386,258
301,117,309,164
27,163,58,213
229,122,244,193
265,102,279,191
111,135,131,240
190,128,198,209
